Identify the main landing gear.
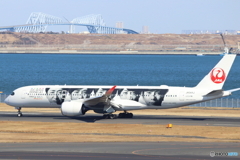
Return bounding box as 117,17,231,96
118,111,133,118
103,114,118,119
16,107,22,117
102,111,133,119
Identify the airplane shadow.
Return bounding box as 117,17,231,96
130,115,208,120
64,116,104,123
1,112,235,123
54,115,209,123
0,113,103,123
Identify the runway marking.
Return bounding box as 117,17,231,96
0,112,42,115
1,142,240,160
132,144,240,158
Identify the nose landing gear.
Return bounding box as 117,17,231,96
16,107,22,117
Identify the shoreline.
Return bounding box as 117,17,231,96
0,50,222,55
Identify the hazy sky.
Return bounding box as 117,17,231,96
0,0,239,33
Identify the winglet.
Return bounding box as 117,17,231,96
106,86,117,96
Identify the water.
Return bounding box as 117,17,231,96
0,54,240,98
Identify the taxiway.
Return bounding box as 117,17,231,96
0,111,240,159
0,142,239,160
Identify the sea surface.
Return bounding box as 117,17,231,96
0,54,240,98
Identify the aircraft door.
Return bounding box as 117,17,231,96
21,90,27,99
179,91,185,101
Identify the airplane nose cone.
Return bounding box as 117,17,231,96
4,96,10,105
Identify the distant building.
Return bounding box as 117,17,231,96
182,30,239,35
116,22,123,28
142,26,149,34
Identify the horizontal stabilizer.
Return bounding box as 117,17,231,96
203,90,223,97
226,88,240,93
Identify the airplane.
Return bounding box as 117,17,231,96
4,53,240,119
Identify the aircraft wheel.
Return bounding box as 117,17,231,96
118,113,133,118
17,113,22,117
118,113,123,118
103,114,117,119
103,115,109,119
109,114,117,119
129,113,133,118
126,113,133,118
110,115,114,119
17,107,22,117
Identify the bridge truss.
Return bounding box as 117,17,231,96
14,12,64,33
2,12,138,34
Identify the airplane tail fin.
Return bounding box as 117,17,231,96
195,54,236,90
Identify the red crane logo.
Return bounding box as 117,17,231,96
210,68,226,84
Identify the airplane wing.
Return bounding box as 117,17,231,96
83,85,117,108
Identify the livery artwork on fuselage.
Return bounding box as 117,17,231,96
44,87,169,106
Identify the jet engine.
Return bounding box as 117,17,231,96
61,101,87,117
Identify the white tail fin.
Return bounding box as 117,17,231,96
195,54,236,90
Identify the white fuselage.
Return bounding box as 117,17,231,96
5,85,229,112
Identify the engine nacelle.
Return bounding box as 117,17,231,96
61,101,87,117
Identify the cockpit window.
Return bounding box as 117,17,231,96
11,92,15,96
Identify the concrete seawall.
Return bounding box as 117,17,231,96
0,50,222,55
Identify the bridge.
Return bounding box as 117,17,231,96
0,12,138,34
